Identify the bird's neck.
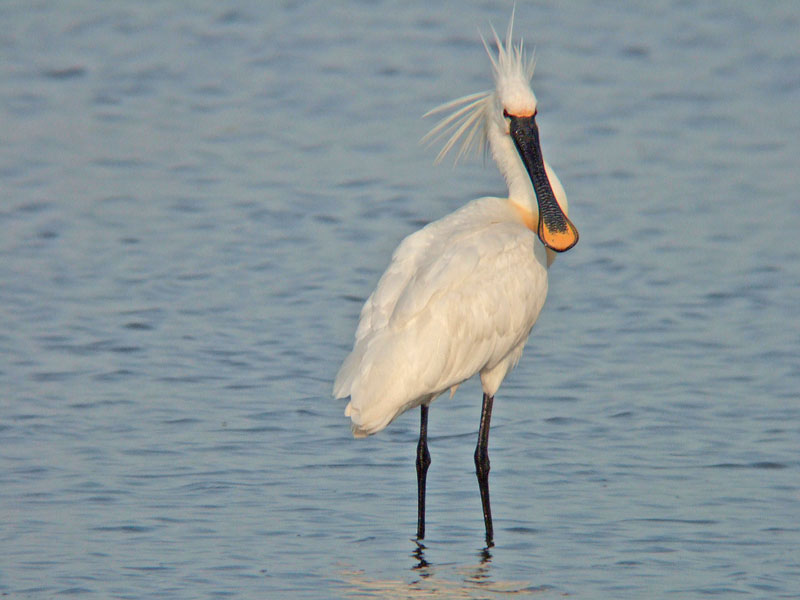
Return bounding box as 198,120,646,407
488,126,560,267
489,129,538,228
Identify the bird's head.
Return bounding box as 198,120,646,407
423,14,578,253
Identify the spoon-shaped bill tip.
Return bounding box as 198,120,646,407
538,215,579,252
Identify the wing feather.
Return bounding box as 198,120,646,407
334,198,550,436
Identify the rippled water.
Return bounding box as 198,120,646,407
2,2,798,598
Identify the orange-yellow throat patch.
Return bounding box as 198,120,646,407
514,204,537,231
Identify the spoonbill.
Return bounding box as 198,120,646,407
333,16,578,546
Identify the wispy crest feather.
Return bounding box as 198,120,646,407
421,90,492,164
421,11,536,165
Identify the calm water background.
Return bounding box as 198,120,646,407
2,1,799,598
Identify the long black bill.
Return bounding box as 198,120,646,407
509,114,578,252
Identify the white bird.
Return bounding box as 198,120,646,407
333,15,578,546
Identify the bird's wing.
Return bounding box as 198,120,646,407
390,220,546,364
353,223,439,341
355,198,506,341
336,216,548,435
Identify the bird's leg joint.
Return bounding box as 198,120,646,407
417,438,431,474
474,445,490,478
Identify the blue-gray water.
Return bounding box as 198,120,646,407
2,2,799,598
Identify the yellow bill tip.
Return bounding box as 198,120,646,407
538,218,579,253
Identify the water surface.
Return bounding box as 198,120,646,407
1,1,798,598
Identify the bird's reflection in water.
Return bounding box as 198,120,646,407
341,541,544,598
412,540,491,571
411,541,432,573
466,546,493,586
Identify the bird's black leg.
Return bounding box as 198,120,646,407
475,393,494,546
416,404,432,540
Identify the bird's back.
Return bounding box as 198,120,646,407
334,196,550,437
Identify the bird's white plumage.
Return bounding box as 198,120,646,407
335,197,550,436
334,15,571,438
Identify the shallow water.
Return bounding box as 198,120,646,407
2,1,799,598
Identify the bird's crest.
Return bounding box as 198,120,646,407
422,11,536,165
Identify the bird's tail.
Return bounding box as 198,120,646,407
334,334,424,438
344,401,385,438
